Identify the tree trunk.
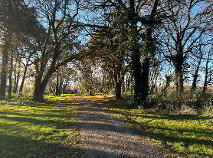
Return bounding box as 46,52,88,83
12,59,17,94
55,75,63,95
88,70,94,95
33,74,44,101
33,66,57,102
132,48,143,105
203,76,208,94
19,63,28,94
113,60,124,100
8,55,13,99
59,78,63,94
115,72,124,100
174,33,184,94
175,58,184,94
33,85,46,102
55,75,61,95
32,73,50,102
16,59,21,94
141,57,150,102
13,57,21,94
129,0,143,105
125,74,132,94
141,27,154,108
115,81,122,100
203,53,210,94
62,81,68,94
0,34,10,99
130,25,143,105
164,75,172,96
191,58,202,91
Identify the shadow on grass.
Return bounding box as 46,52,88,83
93,98,213,157
0,99,82,158
0,111,131,135
0,105,79,130
0,115,75,128
0,97,145,158
0,111,66,119
1,96,212,158
0,132,80,158
137,112,213,120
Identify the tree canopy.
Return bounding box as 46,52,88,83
0,0,212,107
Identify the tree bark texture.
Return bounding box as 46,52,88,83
8,55,13,99
55,74,61,95
19,63,28,94
32,74,48,102
173,33,184,94
191,58,202,91
0,34,10,99
203,53,210,94
132,47,143,105
129,1,144,105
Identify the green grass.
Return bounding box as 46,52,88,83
0,95,79,158
101,98,213,158
1,95,212,158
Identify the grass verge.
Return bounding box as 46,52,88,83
89,96,213,158
0,95,80,158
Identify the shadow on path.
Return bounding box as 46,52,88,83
73,99,165,158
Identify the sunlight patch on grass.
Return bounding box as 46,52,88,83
103,99,213,158
83,95,113,99
46,94,74,101
0,96,79,158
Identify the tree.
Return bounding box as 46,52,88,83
88,10,130,99
8,51,14,99
78,56,96,95
0,0,37,99
202,48,213,94
190,39,206,92
31,0,80,101
161,0,212,94
84,0,162,105
53,65,76,95
0,33,10,99
19,41,36,95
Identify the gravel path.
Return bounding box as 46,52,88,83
75,99,165,158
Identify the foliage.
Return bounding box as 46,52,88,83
0,0,213,104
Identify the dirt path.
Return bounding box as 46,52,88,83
75,99,165,158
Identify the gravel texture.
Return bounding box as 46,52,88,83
74,98,165,158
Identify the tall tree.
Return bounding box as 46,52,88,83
31,0,80,101
89,10,130,99
0,0,37,99
8,52,14,99
85,0,162,105
0,33,10,99
161,0,212,94
202,48,213,94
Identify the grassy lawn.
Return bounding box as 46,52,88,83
0,95,79,158
1,95,212,158
99,98,213,158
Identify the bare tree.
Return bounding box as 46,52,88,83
31,0,80,101
202,48,213,94
161,0,212,94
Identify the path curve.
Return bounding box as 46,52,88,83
75,99,165,158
